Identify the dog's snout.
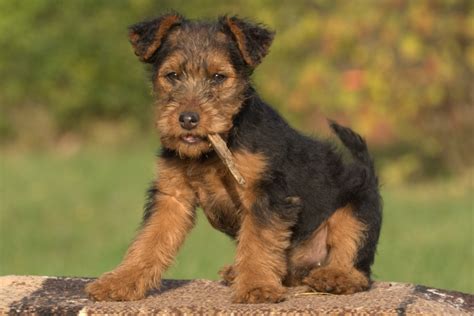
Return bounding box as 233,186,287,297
179,112,200,130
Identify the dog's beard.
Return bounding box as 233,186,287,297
160,134,211,159
155,101,243,159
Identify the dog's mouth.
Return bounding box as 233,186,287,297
180,134,206,144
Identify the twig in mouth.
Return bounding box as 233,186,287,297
207,134,246,186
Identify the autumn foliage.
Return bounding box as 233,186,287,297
0,0,471,179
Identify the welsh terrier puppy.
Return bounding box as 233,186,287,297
86,13,382,304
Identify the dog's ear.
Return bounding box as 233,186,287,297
219,16,275,68
129,13,184,63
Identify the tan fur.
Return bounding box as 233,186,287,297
226,151,284,303
219,264,236,285
224,17,273,67
232,214,291,303
86,158,196,301
143,15,181,61
153,42,247,159
206,49,237,78
187,150,266,237
92,14,375,304
225,17,254,66
303,205,370,294
186,149,289,303
304,266,369,294
232,150,267,210
326,205,366,269
188,155,242,236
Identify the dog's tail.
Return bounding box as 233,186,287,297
329,120,382,277
329,120,378,187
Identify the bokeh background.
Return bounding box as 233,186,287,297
1,0,472,293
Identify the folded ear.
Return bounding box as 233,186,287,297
219,16,275,68
129,13,184,63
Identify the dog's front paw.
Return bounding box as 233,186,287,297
218,265,237,285
85,271,148,301
232,284,286,304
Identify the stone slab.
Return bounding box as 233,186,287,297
0,275,472,315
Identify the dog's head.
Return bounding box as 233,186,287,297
129,13,274,158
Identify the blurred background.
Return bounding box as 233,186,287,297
0,0,472,293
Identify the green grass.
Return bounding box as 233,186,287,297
1,145,472,293
374,180,473,293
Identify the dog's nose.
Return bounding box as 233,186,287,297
179,112,200,130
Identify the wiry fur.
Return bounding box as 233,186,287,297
85,13,382,304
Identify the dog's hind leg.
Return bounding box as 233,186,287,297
303,204,370,294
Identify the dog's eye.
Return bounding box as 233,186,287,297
211,73,227,84
166,72,179,82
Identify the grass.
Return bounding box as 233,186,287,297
0,144,472,293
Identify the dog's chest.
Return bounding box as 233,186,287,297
186,159,242,237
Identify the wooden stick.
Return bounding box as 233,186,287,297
208,134,246,186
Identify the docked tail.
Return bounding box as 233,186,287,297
329,120,382,276
329,120,378,187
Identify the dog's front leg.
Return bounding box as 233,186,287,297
86,160,196,301
232,211,292,304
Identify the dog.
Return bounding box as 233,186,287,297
85,13,382,304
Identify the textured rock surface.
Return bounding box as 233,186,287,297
0,275,472,315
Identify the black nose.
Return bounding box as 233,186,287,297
179,112,200,130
